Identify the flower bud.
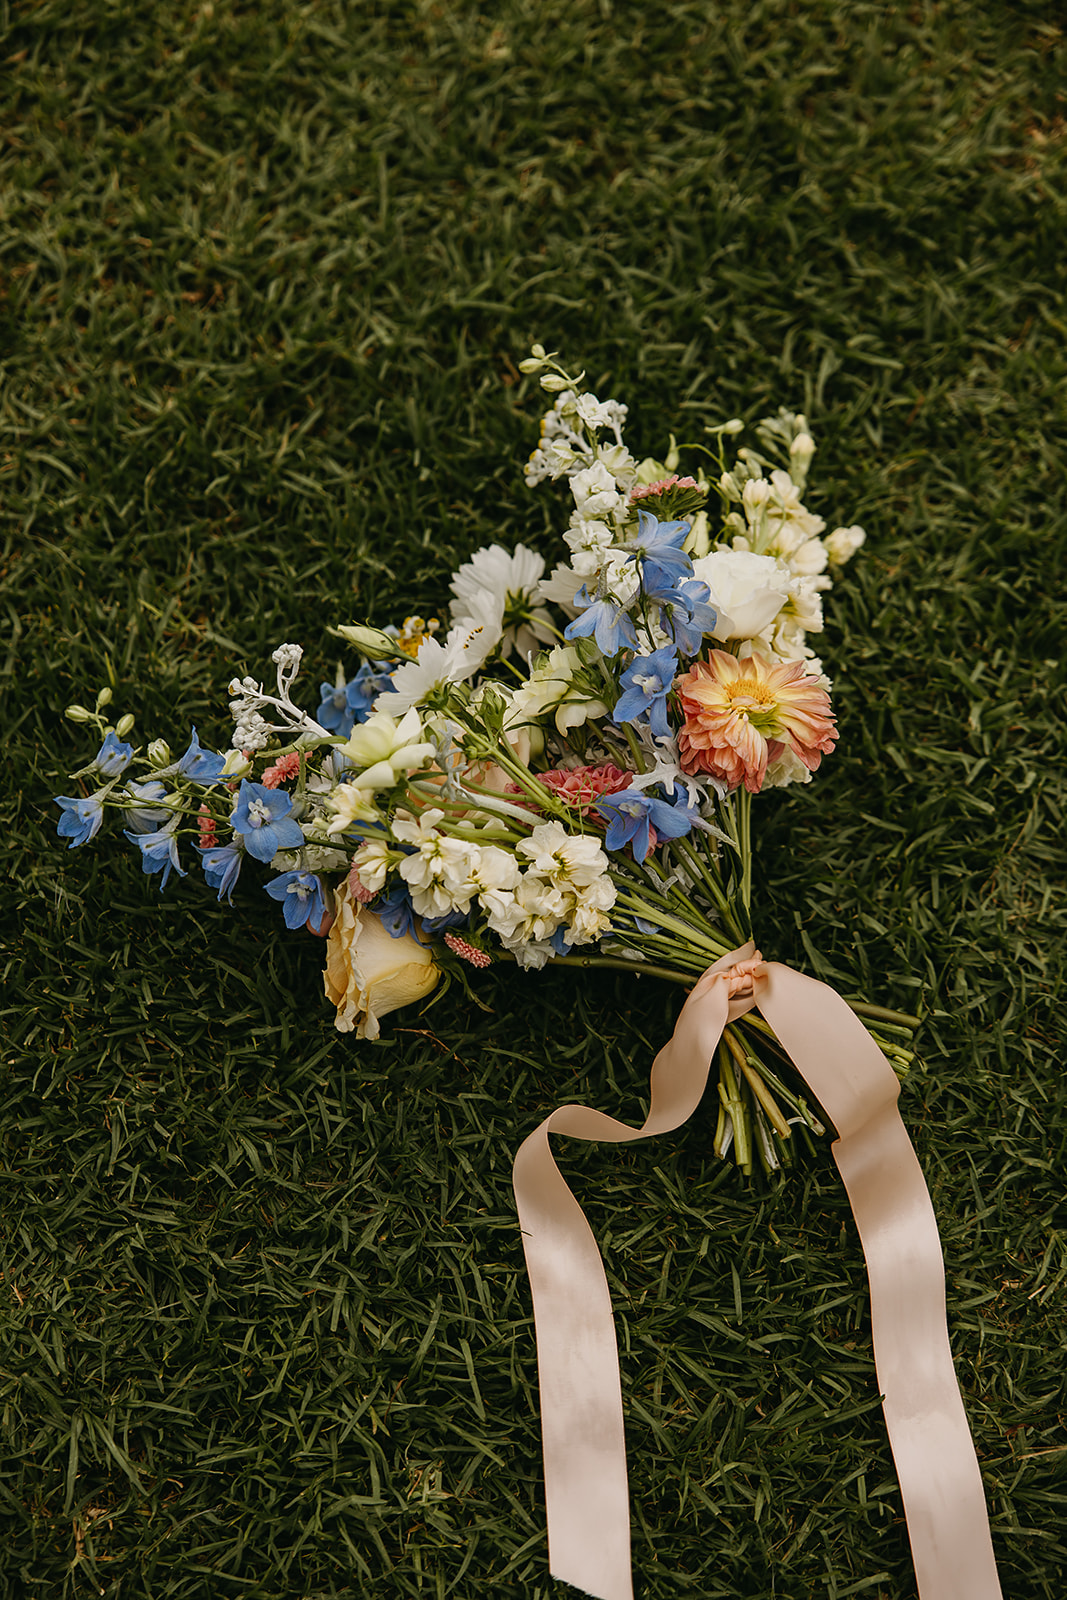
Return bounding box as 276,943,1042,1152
723,418,744,435
664,433,680,472
334,623,400,659
540,374,570,392
65,704,93,723
95,686,113,710
531,343,546,359
221,749,251,777
518,357,543,374
789,431,816,489
114,713,136,738
148,739,173,768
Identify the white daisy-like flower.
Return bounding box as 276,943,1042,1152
449,543,555,660
377,621,495,714
537,562,584,617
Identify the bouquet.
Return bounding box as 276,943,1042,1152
56,350,1003,1600
56,347,909,1177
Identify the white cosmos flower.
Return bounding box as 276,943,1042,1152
449,543,555,660
377,621,495,714
691,549,790,641
537,562,584,617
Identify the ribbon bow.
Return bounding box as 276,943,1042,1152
513,944,1003,1600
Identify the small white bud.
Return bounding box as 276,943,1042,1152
148,739,173,768
114,713,136,738
65,704,93,723
333,623,399,659
531,343,546,359
540,374,569,392
95,687,113,710
518,357,543,374
723,418,744,435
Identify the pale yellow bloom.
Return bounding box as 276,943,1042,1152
323,883,439,1038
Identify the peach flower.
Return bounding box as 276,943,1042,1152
323,882,439,1037
676,650,837,794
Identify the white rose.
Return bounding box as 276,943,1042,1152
691,549,790,640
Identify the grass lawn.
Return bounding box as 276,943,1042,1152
3,1,1066,1595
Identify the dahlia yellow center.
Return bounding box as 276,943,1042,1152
723,675,783,736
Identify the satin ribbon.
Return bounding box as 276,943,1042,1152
512,945,1003,1600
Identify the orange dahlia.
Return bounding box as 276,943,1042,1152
676,650,838,794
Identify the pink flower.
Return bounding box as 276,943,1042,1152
509,764,633,810
676,650,837,794
444,933,491,968
261,752,302,789
347,863,376,904
197,806,217,848
629,475,697,502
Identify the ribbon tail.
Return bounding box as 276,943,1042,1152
512,944,752,1600
759,963,1003,1600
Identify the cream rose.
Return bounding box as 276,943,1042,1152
690,548,790,640
323,883,439,1038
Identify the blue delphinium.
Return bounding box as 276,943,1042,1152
620,509,693,581
265,870,327,931
91,731,134,777
199,840,244,902
127,815,186,888
564,587,638,657
657,578,718,655
231,780,306,863
54,790,108,849
124,779,170,834
317,662,397,737
612,647,678,739
376,882,419,939
595,785,697,863
169,728,228,785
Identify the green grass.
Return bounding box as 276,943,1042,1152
3,0,1067,1595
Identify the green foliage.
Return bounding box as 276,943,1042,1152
3,1,1066,1595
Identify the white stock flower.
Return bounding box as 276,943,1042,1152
351,837,394,895
691,549,790,640
517,821,610,891
564,514,617,573
825,525,867,564
570,461,626,519
766,470,825,542
393,809,481,917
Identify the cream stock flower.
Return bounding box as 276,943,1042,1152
323,884,439,1037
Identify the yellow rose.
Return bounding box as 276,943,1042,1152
323,882,439,1038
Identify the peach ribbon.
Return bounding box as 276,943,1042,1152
512,945,1003,1600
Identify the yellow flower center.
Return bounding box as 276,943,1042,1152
396,615,441,658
